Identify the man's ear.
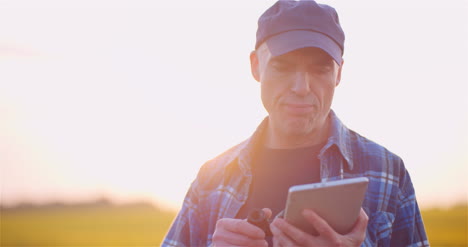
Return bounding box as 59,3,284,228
250,51,260,82
336,59,344,87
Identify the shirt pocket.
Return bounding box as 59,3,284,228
367,211,395,244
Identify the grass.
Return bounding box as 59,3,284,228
421,204,467,247
1,201,466,246
1,201,176,246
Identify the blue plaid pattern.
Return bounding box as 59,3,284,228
162,111,429,247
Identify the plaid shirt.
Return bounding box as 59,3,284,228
162,111,429,247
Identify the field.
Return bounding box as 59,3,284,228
1,201,466,246
421,204,467,247
1,201,176,246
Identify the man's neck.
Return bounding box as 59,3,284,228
264,117,331,149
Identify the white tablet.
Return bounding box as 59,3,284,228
284,177,369,235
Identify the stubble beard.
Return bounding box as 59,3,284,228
282,115,318,137
268,112,326,147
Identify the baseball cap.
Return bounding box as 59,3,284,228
255,0,345,64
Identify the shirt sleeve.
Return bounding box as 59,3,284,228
161,182,204,247
389,168,429,247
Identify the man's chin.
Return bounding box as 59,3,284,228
282,119,314,136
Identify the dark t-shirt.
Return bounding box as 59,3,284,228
235,143,323,245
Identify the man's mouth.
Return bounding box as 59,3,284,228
283,103,315,115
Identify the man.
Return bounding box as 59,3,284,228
163,1,428,246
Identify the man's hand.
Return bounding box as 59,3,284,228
270,208,368,247
212,208,272,247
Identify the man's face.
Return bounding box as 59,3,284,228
251,45,342,144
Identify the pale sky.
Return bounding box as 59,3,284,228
0,0,467,210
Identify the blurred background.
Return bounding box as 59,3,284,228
1,0,467,246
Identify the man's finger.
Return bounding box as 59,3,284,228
353,209,368,232
271,217,310,245
302,209,338,240
262,208,273,219
347,208,368,242
270,219,297,247
219,218,265,239
213,230,267,247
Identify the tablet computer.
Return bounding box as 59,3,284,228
284,177,369,235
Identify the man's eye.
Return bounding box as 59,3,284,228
311,66,332,74
271,61,293,71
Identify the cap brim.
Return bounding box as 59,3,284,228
265,30,343,65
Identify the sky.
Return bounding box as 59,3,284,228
0,0,467,210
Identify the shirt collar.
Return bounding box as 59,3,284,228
237,117,269,176
321,110,354,170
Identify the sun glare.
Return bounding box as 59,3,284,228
0,0,467,211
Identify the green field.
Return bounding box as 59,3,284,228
1,202,466,246
1,201,176,246
421,204,467,247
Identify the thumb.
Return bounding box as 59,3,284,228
262,208,273,220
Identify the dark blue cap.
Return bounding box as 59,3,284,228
255,1,345,64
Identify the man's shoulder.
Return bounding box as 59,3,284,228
330,111,403,166
193,138,250,190
204,139,248,170
345,128,406,174
349,129,401,159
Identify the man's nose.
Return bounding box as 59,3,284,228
291,71,311,96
